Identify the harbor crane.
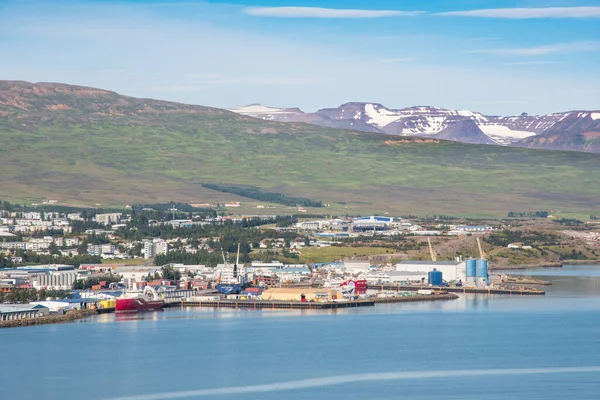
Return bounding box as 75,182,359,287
476,237,486,259
427,237,437,262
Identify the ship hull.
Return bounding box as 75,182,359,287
115,297,164,313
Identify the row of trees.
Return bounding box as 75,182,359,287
118,216,298,242
71,274,122,290
202,184,324,208
6,251,101,268
507,211,549,218
484,230,560,247
154,249,251,268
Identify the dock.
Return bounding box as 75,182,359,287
367,284,545,295
372,293,459,303
169,299,376,310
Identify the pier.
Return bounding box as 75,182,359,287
372,293,459,303
367,284,545,295
169,299,375,310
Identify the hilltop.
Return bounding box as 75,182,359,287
1,80,600,217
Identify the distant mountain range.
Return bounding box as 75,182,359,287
230,103,600,152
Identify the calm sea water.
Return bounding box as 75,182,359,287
2,265,600,400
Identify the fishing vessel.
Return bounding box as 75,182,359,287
115,286,164,313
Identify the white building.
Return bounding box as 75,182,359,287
276,267,311,283
65,238,80,247
143,239,168,259
343,261,372,274
114,266,162,289
67,213,84,221
95,213,122,225
358,272,391,285
0,242,26,250
169,264,207,274
214,263,247,285
296,220,327,230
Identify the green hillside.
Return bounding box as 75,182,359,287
1,81,599,217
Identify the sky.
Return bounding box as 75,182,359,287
0,0,599,115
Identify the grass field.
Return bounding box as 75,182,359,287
298,246,392,263
2,82,600,217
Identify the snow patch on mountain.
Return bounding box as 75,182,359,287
364,103,403,127
591,112,600,121
229,104,300,115
479,124,535,141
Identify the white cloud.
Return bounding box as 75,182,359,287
466,41,600,56
437,6,600,19
243,6,421,18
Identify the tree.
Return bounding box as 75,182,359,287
161,266,181,281
0,253,14,269
77,239,89,255
48,242,61,256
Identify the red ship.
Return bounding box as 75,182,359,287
115,286,164,313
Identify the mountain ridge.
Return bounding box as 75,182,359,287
230,102,600,152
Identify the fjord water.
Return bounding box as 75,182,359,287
2,266,600,400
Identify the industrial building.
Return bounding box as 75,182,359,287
31,271,79,290
395,260,467,283
0,304,50,321
261,288,343,302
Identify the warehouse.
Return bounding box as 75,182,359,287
395,261,466,282
262,288,344,302
0,304,50,321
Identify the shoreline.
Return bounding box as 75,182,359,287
0,309,97,329
491,263,562,271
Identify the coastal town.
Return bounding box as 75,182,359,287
1,200,598,324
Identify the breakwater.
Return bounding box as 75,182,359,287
368,284,545,295
171,299,375,310
0,309,97,329
372,293,458,303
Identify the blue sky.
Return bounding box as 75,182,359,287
1,0,599,115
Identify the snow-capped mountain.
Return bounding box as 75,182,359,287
230,102,596,148
517,111,600,153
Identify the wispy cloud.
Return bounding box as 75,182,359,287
243,7,421,18
466,41,600,56
503,61,562,66
437,6,600,19
378,57,418,63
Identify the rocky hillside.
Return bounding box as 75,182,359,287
517,112,600,153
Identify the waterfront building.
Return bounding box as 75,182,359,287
0,304,50,321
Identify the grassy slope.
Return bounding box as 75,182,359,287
1,84,600,217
